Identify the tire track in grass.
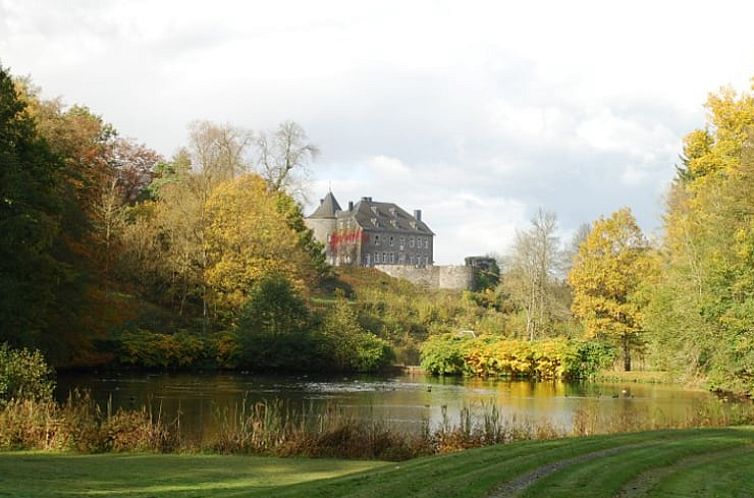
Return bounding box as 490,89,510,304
486,442,655,498
614,445,754,498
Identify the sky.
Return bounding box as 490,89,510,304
2,0,754,264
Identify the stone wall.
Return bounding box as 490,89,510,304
437,265,475,290
374,264,474,290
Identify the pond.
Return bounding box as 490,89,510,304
56,371,725,440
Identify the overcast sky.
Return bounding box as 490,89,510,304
2,1,754,263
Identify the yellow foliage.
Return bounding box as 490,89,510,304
205,175,319,311
568,208,657,366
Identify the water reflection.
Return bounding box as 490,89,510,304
55,372,721,440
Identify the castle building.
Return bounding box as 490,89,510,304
305,192,434,267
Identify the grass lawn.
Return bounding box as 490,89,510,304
2,427,754,497
0,453,386,498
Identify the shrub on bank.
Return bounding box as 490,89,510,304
117,330,210,369
314,297,394,372
0,343,55,405
420,334,614,380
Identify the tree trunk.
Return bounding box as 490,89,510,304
623,336,631,371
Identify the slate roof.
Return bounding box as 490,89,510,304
309,191,342,219
342,198,433,235
308,193,433,235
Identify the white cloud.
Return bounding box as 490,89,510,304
2,0,754,262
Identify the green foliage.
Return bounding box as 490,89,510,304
0,344,55,405
645,83,754,396
0,65,70,349
420,334,610,380
315,297,394,372
419,335,469,375
567,341,617,379
116,330,209,369
238,275,310,338
229,276,392,372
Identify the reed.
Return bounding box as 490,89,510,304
0,390,178,453
1,393,752,460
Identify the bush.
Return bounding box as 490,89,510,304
420,334,469,375
117,330,210,369
315,297,394,372
0,343,55,405
234,275,318,370
420,335,611,380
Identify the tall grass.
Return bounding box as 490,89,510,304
1,393,752,460
0,390,178,452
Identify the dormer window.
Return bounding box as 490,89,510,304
389,207,396,217
410,221,416,229
371,217,378,227
371,206,378,214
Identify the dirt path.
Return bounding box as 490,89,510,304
486,442,652,498
613,445,753,498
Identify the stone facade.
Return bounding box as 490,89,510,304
305,192,434,267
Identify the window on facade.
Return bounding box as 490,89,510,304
399,237,405,250
409,255,414,265
366,253,371,266
425,238,429,249
375,234,380,246
390,253,395,263
382,252,387,263
410,237,415,248
390,236,394,246
375,252,381,263
399,254,405,264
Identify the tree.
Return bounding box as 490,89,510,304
254,121,319,198
188,120,251,184
644,83,754,394
204,175,322,315
8,73,143,365
315,295,394,372
568,208,655,371
237,275,310,337
235,274,313,370
0,65,65,348
503,209,563,340
109,137,162,204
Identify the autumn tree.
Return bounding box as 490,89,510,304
188,120,251,184
645,82,754,394
568,208,655,371
254,120,319,199
503,209,564,340
205,174,322,316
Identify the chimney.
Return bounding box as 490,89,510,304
413,209,422,221
319,198,324,205
348,201,354,211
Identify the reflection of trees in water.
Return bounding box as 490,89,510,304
55,373,722,440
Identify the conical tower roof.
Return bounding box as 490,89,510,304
309,191,342,219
